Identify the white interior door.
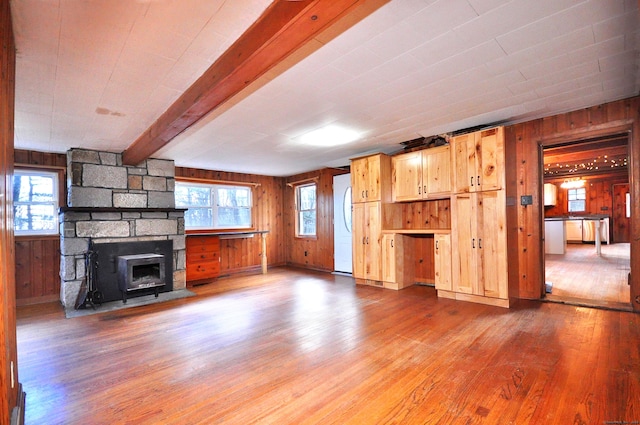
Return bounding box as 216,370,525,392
333,173,352,273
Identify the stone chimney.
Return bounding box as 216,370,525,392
59,149,185,309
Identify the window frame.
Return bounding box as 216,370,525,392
175,180,254,231
567,187,586,213
13,168,62,236
295,182,317,238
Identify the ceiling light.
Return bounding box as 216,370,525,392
561,178,585,189
298,125,361,147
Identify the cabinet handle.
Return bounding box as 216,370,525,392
418,186,421,195
423,185,426,194
470,176,474,186
391,239,394,248
478,238,482,249
366,237,369,245
366,190,368,198
362,190,365,199
362,237,366,245
477,175,481,186
435,240,439,250
472,238,475,248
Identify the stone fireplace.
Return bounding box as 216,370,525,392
59,148,185,310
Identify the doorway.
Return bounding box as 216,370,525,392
333,173,352,273
542,135,631,310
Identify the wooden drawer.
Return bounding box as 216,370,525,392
186,262,220,281
187,250,218,264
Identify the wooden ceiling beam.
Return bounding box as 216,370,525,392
122,0,388,166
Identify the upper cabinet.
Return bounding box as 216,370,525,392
452,127,504,194
352,153,391,203
392,145,451,202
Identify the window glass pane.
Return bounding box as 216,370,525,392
217,207,251,227
184,208,213,229
14,174,55,202
299,210,316,235
175,185,211,207
299,185,316,210
577,188,586,199
217,187,250,208
568,200,585,212
13,170,59,235
343,187,352,233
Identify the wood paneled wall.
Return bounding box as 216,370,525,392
13,150,66,305
506,96,639,311
1,0,23,421
175,167,286,274
284,168,347,271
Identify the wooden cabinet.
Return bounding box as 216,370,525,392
392,145,451,202
381,234,414,290
452,127,504,193
352,153,391,203
451,191,508,304
352,202,382,282
186,235,220,285
434,234,452,291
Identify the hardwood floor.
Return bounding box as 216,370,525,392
545,243,631,309
17,267,639,424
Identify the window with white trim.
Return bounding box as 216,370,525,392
567,187,586,212
296,182,316,237
175,181,252,230
13,169,59,236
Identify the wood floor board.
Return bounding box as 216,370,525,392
16,267,640,424
545,242,631,306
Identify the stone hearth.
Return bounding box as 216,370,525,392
59,149,185,309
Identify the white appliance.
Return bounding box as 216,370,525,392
582,218,609,244
544,219,565,254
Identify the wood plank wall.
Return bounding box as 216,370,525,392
506,96,640,311
0,0,22,421
175,167,286,274
14,150,66,305
284,168,347,271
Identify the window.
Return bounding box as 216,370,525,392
567,187,586,212
13,169,59,236
296,183,316,237
175,181,252,230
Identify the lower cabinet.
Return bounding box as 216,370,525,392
434,234,452,291
381,234,414,290
353,202,383,284
450,190,509,307
186,235,220,285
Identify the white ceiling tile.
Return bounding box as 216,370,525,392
404,0,479,39
466,0,512,15
331,47,387,77
593,7,640,42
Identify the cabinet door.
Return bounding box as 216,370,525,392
476,128,503,192
452,194,477,294
477,191,508,299
365,155,382,202
352,203,366,279
434,234,452,291
351,157,368,203
392,151,422,201
425,145,451,197
364,202,382,281
452,133,477,193
381,234,396,283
